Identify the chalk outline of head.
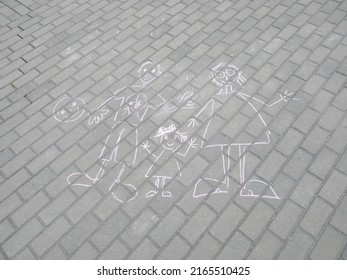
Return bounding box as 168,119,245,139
138,60,164,84
53,96,86,123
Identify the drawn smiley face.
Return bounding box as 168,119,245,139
138,60,163,84
53,96,85,123
156,125,187,151
211,63,239,87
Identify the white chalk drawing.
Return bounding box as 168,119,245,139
54,59,299,203
193,63,299,200
53,96,86,123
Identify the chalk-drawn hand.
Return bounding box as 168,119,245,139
88,107,109,125
140,141,151,153
188,118,199,128
280,90,299,103
188,138,198,149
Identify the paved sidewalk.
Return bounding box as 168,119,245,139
0,0,346,260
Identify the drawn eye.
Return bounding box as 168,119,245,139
72,102,77,106
226,68,236,76
215,71,225,79
59,110,65,115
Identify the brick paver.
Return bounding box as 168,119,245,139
0,0,346,259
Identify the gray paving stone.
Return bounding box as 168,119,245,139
0,168,31,202
99,239,129,260
2,218,43,259
91,210,129,252
309,148,338,180
300,197,333,237
240,201,275,241
66,188,103,224
69,240,98,262
283,148,313,180
0,193,22,222
318,106,344,132
278,228,314,260
60,214,100,255
330,196,347,235
216,231,252,260
157,235,190,260
301,126,330,154
209,202,245,243
31,217,71,257
10,191,50,228
128,238,159,260
43,245,67,260
0,220,15,244
290,173,322,209
319,170,347,206
187,233,221,260
121,208,159,248
180,204,216,245
38,189,76,226
248,231,282,260
150,207,186,247
310,226,346,260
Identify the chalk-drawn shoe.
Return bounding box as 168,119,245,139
145,190,158,198
240,179,280,200
110,182,138,203
67,172,96,187
193,178,229,198
162,191,172,198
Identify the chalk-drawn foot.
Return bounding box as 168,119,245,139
110,182,138,203
146,190,158,198
240,179,280,200
193,178,229,198
162,191,172,198
67,172,97,187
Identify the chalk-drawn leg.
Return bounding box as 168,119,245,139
145,176,172,198
109,164,138,203
193,146,230,198
238,146,280,200
66,128,125,188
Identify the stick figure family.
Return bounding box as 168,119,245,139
53,60,299,203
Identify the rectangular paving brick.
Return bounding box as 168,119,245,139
187,233,220,260
157,236,190,260
278,228,314,259
60,214,100,255
319,170,347,206
269,200,303,240
66,188,103,224
209,202,245,243
71,242,99,260
121,208,159,248
99,239,129,260
248,231,282,260
31,217,71,257
150,207,186,247
300,197,333,237
240,201,274,241
10,191,50,228
0,168,31,201
180,204,216,245
91,211,129,251
0,220,15,244
310,226,346,260
38,189,76,226
330,196,347,235
216,231,252,260
2,218,43,259
308,147,338,180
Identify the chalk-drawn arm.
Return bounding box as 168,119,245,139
87,107,109,125
238,90,298,108
140,141,151,154
177,138,198,157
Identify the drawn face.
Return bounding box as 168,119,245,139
53,97,85,123
155,125,187,151
211,64,239,88
138,61,162,84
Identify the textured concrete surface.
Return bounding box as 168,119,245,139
0,0,346,260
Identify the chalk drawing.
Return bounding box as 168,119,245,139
53,96,86,123
55,59,298,203
142,124,198,198
193,63,299,200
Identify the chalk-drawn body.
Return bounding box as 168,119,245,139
193,63,298,199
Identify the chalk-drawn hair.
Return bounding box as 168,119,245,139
155,124,188,143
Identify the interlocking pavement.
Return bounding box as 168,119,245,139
0,0,346,260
